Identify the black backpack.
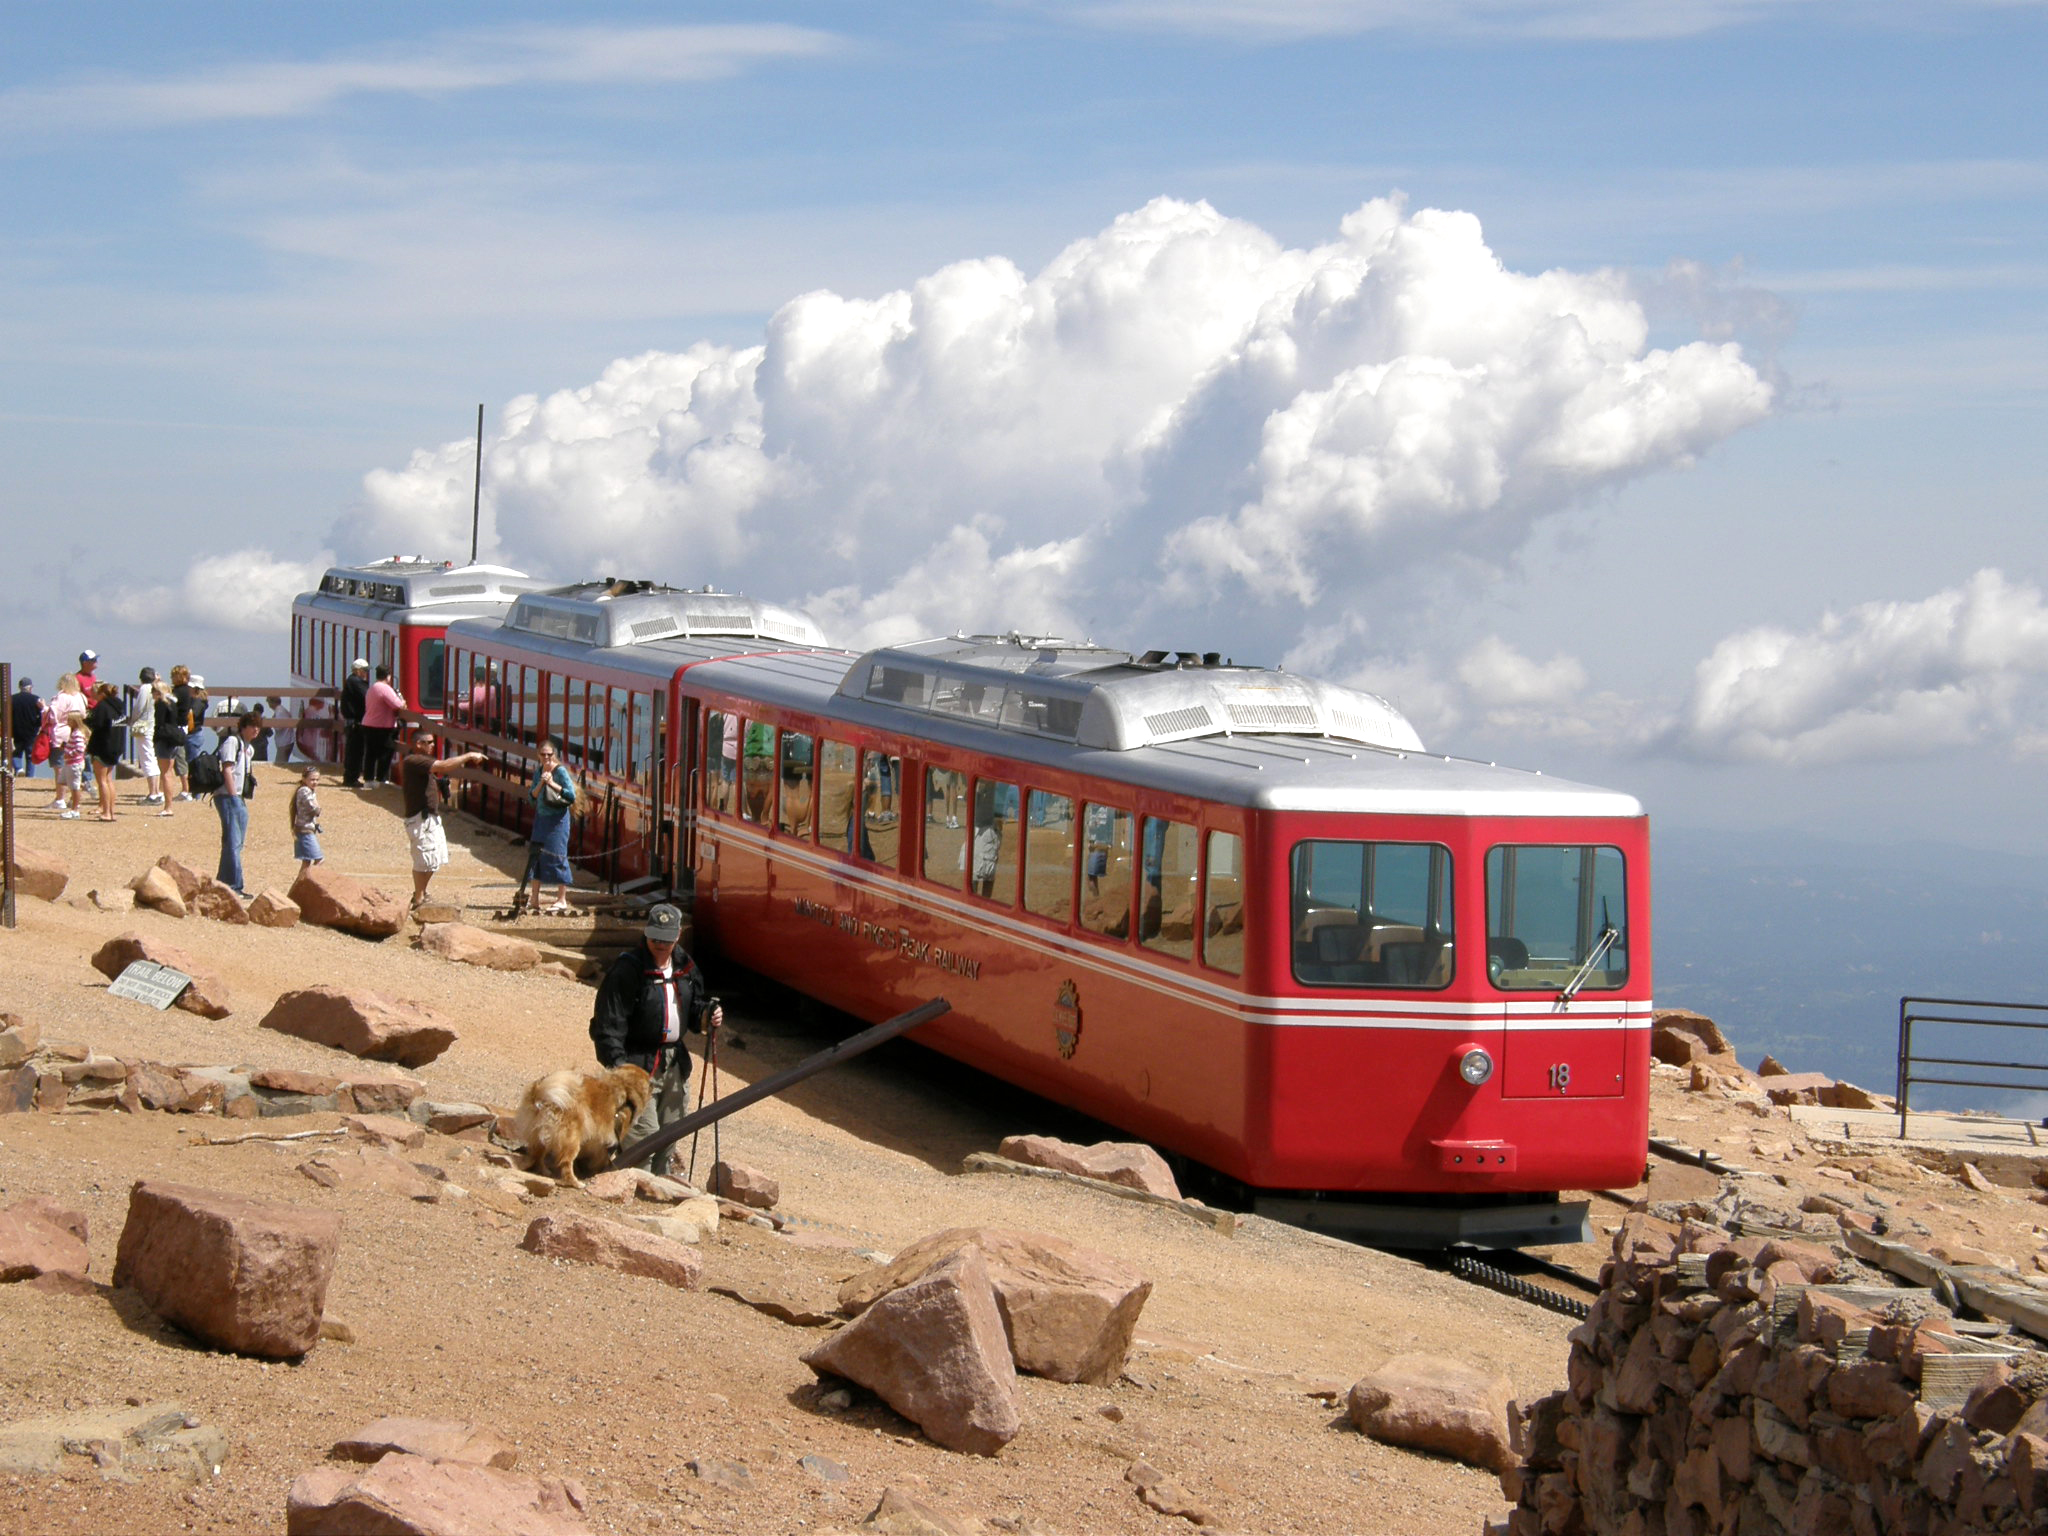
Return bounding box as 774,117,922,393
186,749,226,796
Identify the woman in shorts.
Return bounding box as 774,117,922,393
84,682,125,821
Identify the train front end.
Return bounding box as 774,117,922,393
1237,769,1652,1247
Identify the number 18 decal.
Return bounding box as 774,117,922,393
1547,1062,1572,1093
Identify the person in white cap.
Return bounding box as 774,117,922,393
590,904,723,1179
340,658,371,788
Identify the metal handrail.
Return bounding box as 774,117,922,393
1897,994,2048,1138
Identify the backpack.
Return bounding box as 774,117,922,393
186,749,226,796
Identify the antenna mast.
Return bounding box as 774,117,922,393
469,403,484,565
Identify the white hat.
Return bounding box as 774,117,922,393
352,657,369,669
190,674,205,688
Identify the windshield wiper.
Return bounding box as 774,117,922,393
1555,924,1619,1011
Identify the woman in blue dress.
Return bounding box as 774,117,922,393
516,736,578,916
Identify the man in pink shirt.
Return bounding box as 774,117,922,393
362,664,407,786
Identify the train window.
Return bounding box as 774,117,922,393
970,780,1020,904
1485,845,1627,992
1203,830,1245,975
418,640,446,713
999,690,1084,740
860,751,901,867
817,741,857,853
606,689,628,778
546,677,567,762
703,711,737,814
867,666,932,709
1290,841,1453,989
741,719,774,822
632,693,656,787
1139,818,1199,960
932,678,1005,723
924,767,967,887
778,731,815,839
1023,791,1074,922
514,666,540,744
1080,804,1134,940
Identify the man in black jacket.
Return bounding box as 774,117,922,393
339,658,371,788
9,678,41,777
590,904,722,1178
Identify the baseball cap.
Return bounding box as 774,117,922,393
139,666,157,683
644,905,683,944
79,649,98,664
17,678,31,690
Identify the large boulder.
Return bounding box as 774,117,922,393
805,1248,1021,1456
289,868,407,940
1346,1353,1516,1472
841,1226,1152,1385
416,923,539,972
518,1212,703,1291
6,846,69,902
258,986,457,1067
0,1203,90,1283
996,1134,1180,1199
332,1418,518,1470
287,1453,588,1535
129,866,188,918
90,932,232,1019
112,1180,341,1359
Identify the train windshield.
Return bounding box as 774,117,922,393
1289,841,1453,988
1485,845,1627,991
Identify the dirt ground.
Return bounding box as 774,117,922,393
3,774,2045,1535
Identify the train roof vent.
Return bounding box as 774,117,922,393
838,635,1425,752
506,581,826,650
317,560,536,609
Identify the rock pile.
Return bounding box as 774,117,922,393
1497,1212,2048,1535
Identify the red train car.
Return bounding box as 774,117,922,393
676,634,1649,1246
291,558,540,724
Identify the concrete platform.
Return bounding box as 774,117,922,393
1789,1103,2048,1186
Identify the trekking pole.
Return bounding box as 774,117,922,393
685,1011,720,1185
708,1015,724,1175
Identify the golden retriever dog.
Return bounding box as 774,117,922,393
513,1064,652,1188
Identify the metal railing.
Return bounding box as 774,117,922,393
1896,995,2048,1137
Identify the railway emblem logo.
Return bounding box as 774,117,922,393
1054,980,1082,1059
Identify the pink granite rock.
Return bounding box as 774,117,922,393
287,1452,588,1535
0,1204,91,1282
7,845,69,902
996,1134,1179,1199
518,1211,702,1290
113,1180,341,1358
90,932,232,1019
258,986,456,1067
709,1160,780,1210
332,1418,518,1470
416,922,539,972
841,1225,1151,1386
289,867,407,939
250,889,302,928
1347,1353,1515,1472
805,1247,1021,1455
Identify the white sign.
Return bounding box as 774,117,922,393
107,960,193,1011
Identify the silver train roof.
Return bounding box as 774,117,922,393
690,638,1643,820
502,580,827,651
304,559,539,614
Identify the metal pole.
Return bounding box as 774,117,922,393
1,661,15,929
1897,996,1910,1140
614,997,949,1171
469,403,484,565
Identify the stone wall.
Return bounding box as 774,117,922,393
1499,1213,2048,1535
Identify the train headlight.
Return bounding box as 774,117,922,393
1457,1048,1494,1087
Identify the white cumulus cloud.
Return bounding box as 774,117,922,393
95,549,334,634
1663,569,2048,764
355,194,1773,667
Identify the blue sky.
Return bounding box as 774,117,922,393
3,1,2045,853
